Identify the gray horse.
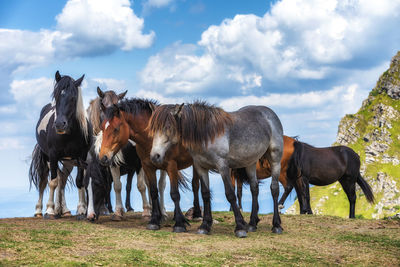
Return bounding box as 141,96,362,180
148,101,284,238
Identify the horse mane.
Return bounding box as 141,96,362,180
149,101,233,151
105,98,158,119
52,76,89,142
87,98,102,136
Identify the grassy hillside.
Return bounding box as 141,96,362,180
287,52,400,219
1,212,399,266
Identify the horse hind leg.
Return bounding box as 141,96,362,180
137,169,151,217
278,183,293,211
34,175,48,217
339,176,356,218
265,145,283,234
158,170,168,219
246,164,260,232
125,170,134,212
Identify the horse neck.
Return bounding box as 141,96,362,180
122,111,152,147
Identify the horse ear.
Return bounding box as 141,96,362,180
55,71,61,82
171,103,184,117
118,90,127,100
97,87,105,98
74,74,85,87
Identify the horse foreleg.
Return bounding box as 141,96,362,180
195,164,213,235
192,167,202,219
167,163,188,233
143,165,162,230
110,166,124,220
57,163,73,217
125,170,134,212
158,170,168,219
246,164,259,232
137,169,151,217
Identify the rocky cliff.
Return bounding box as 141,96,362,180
286,51,400,219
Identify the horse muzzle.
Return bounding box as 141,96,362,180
54,120,68,134
150,153,163,165
100,155,112,166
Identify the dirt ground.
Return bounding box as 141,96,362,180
0,211,399,266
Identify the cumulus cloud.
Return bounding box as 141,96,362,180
55,0,154,56
139,0,400,96
0,0,154,77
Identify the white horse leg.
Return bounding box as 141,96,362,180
159,170,168,218
110,166,124,220
34,188,44,217
45,177,58,217
58,163,73,216
77,187,87,216
137,169,151,217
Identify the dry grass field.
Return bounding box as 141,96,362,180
0,211,399,266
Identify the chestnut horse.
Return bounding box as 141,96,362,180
87,88,167,219
231,135,295,211
98,99,201,232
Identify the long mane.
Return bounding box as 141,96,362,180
87,98,102,136
104,98,158,119
149,101,233,151
52,76,89,141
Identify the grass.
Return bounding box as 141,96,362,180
0,212,399,266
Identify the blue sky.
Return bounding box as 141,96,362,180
0,0,399,217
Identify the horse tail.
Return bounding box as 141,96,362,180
29,144,49,190
177,170,190,191
286,141,303,182
231,168,250,185
357,173,375,203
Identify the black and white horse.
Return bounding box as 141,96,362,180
29,71,92,219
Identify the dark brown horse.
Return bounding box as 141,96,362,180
287,141,375,218
98,99,201,232
231,135,296,211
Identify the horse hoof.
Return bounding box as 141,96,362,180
235,230,247,238
54,214,62,219
147,224,160,230
271,226,283,234
76,214,86,221
126,208,134,212
111,214,123,221
62,211,72,217
34,213,43,218
173,226,187,233
197,228,209,235
43,213,56,220
248,225,257,232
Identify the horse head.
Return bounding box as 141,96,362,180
148,103,183,165
52,71,85,135
99,105,131,166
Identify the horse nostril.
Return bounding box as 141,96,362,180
101,156,108,162
155,154,160,160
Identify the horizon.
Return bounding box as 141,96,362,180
1,0,400,218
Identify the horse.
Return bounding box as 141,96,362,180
148,101,284,237
98,99,202,232
231,135,296,211
286,141,375,218
87,87,166,219
29,71,92,219
85,134,147,221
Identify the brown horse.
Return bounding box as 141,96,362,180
98,99,201,232
231,135,296,211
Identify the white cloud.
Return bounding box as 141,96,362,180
92,78,127,91
143,0,174,9
56,0,154,56
139,0,400,95
10,77,54,108
0,138,24,151
0,0,154,78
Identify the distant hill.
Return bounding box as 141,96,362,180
286,51,400,219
